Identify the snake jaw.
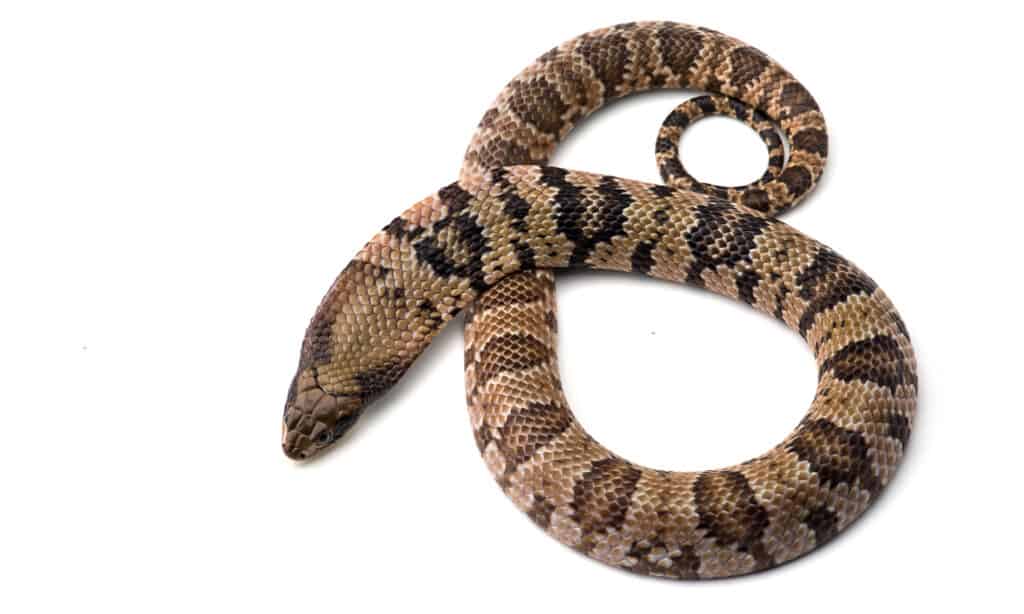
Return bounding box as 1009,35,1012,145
281,368,363,460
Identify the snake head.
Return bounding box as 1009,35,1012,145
281,367,364,460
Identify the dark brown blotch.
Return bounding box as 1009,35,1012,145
475,332,551,385
886,412,911,447
543,170,633,267
437,183,474,214
481,138,533,168
630,240,657,274
658,158,685,184
472,424,493,454
820,335,914,394
578,32,629,93
694,471,771,566
651,183,675,197
508,76,569,136
778,81,819,117
572,457,643,536
305,310,335,367
656,25,704,78
353,358,410,403
685,200,771,285
728,46,770,89
803,504,839,545
778,166,812,198
741,189,771,212
796,248,879,337
736,269,761,305
787,418,881,496
527,494,556,529
792,128,828,156
498,401,572,469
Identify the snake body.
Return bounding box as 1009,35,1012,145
282,23,916,579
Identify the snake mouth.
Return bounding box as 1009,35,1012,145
282,440,307,460
281,422,312,460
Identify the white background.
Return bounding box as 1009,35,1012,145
1,2,1019,611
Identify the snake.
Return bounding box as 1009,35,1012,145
281,22,916,579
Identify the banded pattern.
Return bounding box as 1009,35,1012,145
282,22,915,579
284,167,916,578
655,94,787,200
459,22,827,216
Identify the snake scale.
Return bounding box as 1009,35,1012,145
281,22,916,579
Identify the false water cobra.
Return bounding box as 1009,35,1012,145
281,22,916,579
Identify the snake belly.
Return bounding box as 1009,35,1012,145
282,23,916,579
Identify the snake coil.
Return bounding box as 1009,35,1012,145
282,22,916,579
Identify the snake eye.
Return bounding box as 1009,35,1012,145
317,430,334,445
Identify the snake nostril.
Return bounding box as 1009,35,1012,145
282,439,306,461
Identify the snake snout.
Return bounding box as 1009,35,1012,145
281,417,312,460
282,367,364,461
